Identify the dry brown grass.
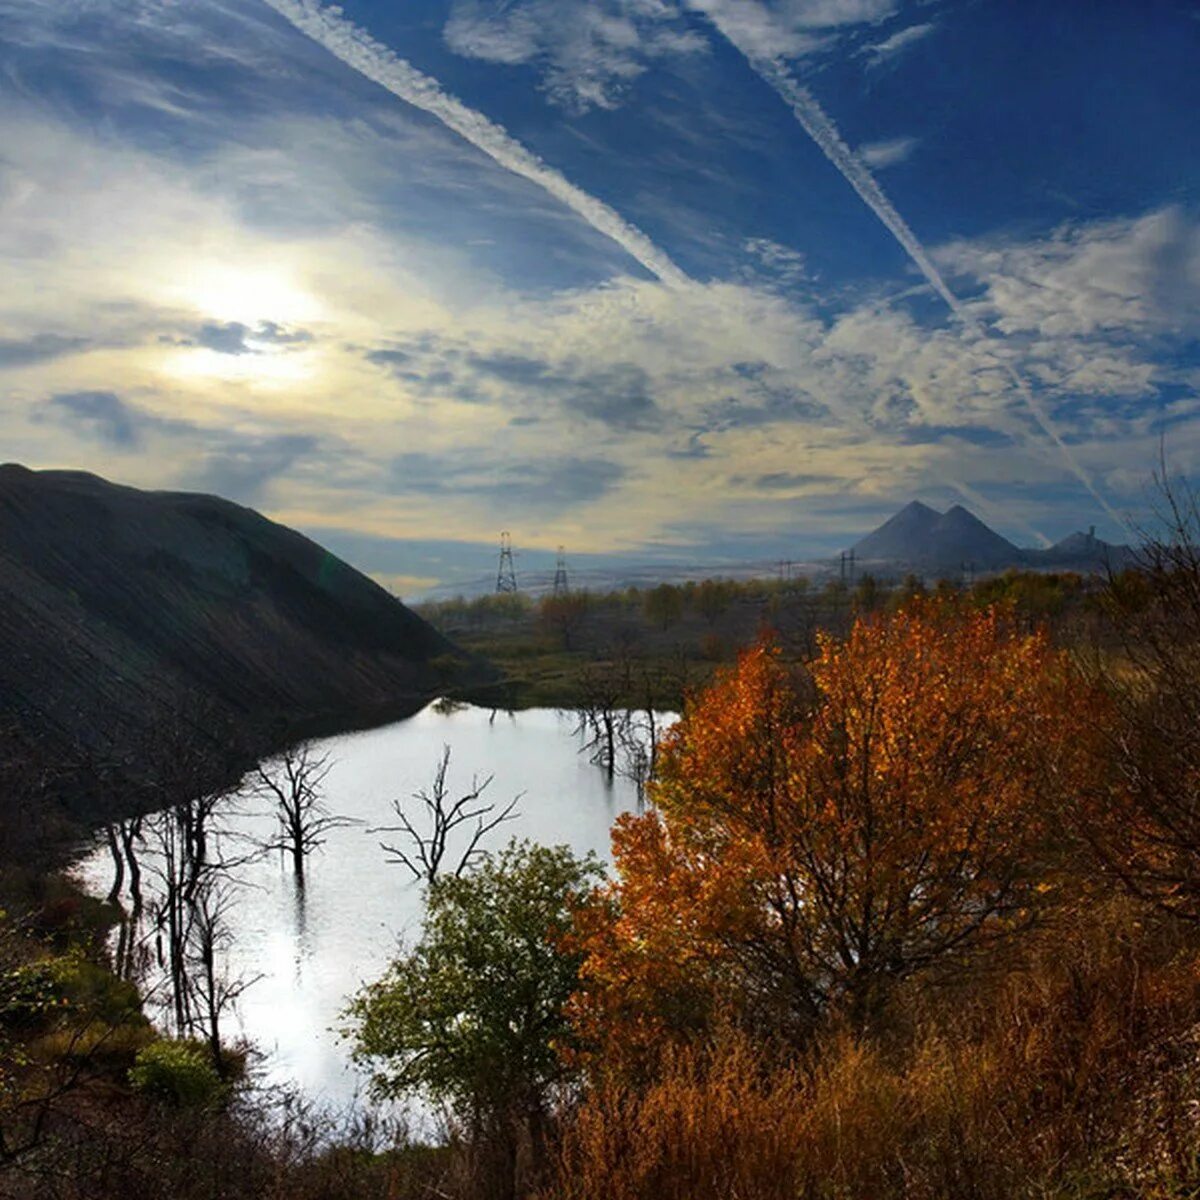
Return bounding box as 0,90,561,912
543,901,1200,1200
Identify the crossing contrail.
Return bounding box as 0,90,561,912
259,0,691,287
686,1,1120,526
948,477,1050,547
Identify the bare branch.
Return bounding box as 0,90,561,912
373,747,521,884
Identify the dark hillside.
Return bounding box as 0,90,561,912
0,464,485,769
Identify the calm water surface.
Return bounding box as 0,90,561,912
75,703,657,1109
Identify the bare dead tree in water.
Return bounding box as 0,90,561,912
121,706,259,1052
574,660,631,781
251,742,354,880
616,659,671,812
185,873,262,1073
118,815,144,911
374,746,519,884
138,799,262,1065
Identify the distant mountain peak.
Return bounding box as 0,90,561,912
851,501,1019,569
936,504,995,532
848,500,1133,575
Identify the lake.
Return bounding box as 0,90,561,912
74,702,660,1110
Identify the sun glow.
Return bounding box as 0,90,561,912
160,346,317,386
172,261,326,327
152,257,329,385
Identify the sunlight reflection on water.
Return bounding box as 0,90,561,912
75,703,662,1111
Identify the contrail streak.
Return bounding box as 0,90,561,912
260,0,690,287
948,478,1050,547
688,3,1120,526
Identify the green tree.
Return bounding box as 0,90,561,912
346,841,602,1184
695,578,731,625
643,583,683,630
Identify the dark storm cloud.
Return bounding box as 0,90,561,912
502,456,624,505
465,352,658,430
464,351,550,387
364,347,412,368
750,472,839,491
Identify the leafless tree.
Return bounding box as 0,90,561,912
251,742,353,880
118,814,144,912
1074,465,1200,919
185,872,262,1073
573,660,631,781
134,796,263,1069
103,823,125,905
615,659,671,812
374,746,519,883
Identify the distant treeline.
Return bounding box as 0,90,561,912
418,567,1105,631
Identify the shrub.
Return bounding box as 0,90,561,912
547,903,1200,1200
129,1039,224,1107
569,604,1106,1068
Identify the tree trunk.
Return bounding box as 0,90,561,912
105,825,124,904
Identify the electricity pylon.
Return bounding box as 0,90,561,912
496,531,518,594
552,546,569,597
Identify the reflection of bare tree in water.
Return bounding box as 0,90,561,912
103,814,147,981
95,706,266,1070
102,797,262,1071
571,652,680,811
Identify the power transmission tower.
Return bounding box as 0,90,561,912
552,546,570,597
495,531,518,594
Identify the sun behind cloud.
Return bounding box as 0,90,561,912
173,262,327,328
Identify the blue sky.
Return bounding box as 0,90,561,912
1,0,1197,593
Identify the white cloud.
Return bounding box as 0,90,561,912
742,237,808,287
857,134,918,169
938,207,1200,340
684,0,1123,523
444,0,707,113
675,0,898,59
2,91,1192,556
782,0,899,28
860,20,936,65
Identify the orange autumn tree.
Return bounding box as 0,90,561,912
570,601,1100,1063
